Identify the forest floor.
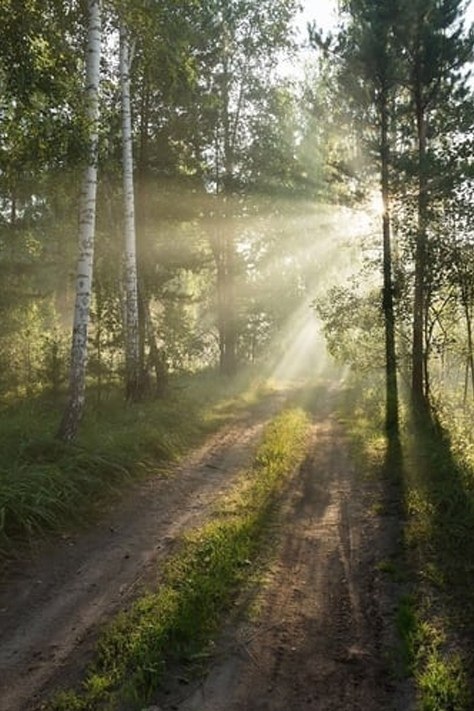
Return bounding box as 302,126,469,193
0,383,412,711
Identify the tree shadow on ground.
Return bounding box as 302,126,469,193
407,405,474,699
155,381,410,711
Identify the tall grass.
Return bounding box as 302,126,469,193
0,370,273,557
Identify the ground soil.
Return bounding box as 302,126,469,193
150,400,413,711
0,387,413,711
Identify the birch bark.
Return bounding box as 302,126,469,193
58,0,101,441
120,24,140,399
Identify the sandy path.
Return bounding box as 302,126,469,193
0,394,285,711
153,415,411,711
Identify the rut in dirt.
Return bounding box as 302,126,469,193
0,393,286,711
152,412,411,711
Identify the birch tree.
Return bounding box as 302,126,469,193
120,23,140,400
57,0,101,441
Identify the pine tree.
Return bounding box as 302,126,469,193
340,0,400,431
395,0,474,405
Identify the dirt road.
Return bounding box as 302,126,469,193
0,388,411,711
151,415,412,711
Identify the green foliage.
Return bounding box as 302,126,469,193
47,407,309,710
315,284,385,371
327,0,474,414
404,410,474,592
0,0,345,407
0,299,70,397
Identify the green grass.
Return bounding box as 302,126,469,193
47,407,310,710
0,370,274,557
335,377,388,477
375,558,406,583
402,408,474,709
396,594,470,711
339,374,474,709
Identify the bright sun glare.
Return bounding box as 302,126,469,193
299,0,339,34
369,191,385,217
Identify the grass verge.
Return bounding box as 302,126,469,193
401,408,474,710
0,370,273,558
47,407,310,710
396,593,470,711
339,374,474,709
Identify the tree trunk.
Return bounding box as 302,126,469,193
411,91,428,407
461,292,474,400
212,225,237,376
463,357,469,408
136,70,151,384
57,0,101,441
380,93,399,433
144,296,167,396
120,24,140,400
212,48,238,376
222,231,237,375
10,190,16,226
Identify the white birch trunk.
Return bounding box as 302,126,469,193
120,24,140,399
58,0,101,441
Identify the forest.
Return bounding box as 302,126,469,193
0,0,474,710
